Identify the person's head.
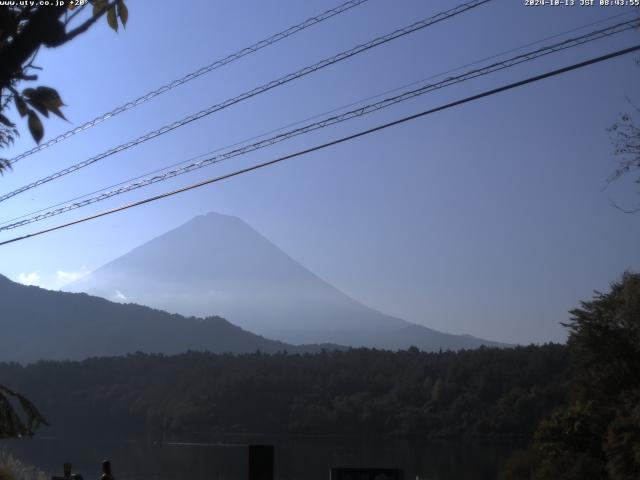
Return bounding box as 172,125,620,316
63,463,72,477
101,461,111,475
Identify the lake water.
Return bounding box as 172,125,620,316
1,435,517,480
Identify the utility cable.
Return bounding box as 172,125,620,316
7,0,371,165
2,7,633,229
1,43,637,247
0,18,636,232
0,0,492,203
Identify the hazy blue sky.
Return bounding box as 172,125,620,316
0,0,638,344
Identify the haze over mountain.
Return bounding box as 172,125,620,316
0,274,322,363
67,212,506,350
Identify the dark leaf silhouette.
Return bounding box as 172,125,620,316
26,99,49,118
0,114,14,128
14,96,28,118
27,110,44,144
117,0,128,27
107,5,118,32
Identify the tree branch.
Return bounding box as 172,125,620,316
0,383,48,438
0,5,67,91
65,3,87,27
62,1,117,43
609,197,640,214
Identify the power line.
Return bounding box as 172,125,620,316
1,18,637,232
0,0,492,204
3,8,633,229
7,0,371,165
1,43,637,247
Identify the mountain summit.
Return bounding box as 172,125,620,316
68,212,504,350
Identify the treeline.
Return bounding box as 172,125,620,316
0,344,568,439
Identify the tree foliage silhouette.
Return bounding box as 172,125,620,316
0,0,128,438
501,272,640,480
0,384,47,438
0,0,129,174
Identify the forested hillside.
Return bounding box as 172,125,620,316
0,345,568,438
0,274,329,362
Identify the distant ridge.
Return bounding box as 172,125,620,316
67,212,508,351
0,274,332,363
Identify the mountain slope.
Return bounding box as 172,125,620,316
67,212,506,350
0,274,317,363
